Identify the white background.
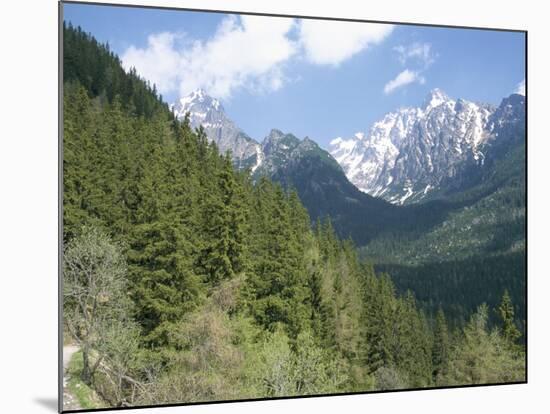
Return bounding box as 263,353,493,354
0,0,548,413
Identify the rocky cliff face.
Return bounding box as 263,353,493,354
329,89,525,204
172,89,261,170
171,91,344,179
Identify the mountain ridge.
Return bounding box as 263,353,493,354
170,88,525,249
329,89,523,205
172,90,348,180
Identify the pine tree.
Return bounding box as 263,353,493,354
245,179,308,338
444,304,524,385
390,292,433,387
362,272,396,373
432,308,450,382
196,154,247,284
307,265,325,342
63,84,99,241
124,114,202,348
498,290,521,347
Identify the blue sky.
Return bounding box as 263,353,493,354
63,2,525,149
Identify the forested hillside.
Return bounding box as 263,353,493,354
361,128,526,325
62,23,525,409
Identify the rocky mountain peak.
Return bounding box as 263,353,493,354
265,128,285,142
487,94,526,142
262,129,300,156
172,89,260,169
422,88,452,110
173,88,223,116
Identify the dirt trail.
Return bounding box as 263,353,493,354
62,345,81,411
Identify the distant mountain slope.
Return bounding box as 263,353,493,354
330,89,524,205
254,129,400,241
171,89,525,251
358,113,525,323
362,140,525,264
171,91,407,244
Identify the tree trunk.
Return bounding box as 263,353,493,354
81,345,91,385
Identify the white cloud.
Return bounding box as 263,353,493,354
515,79,525,96
298,20,393,66
394,42,435,67
122,15,297,99
122,32,182,95
121,16,394,99
384,69,425,94
382,43,434,95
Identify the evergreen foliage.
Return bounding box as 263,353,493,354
432,308,450,381
498,290,522,348
442,304,525,385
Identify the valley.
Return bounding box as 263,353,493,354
171,83,526,324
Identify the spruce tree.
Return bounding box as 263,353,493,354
196,154,247,284
498,290,521,347
432,308,450,382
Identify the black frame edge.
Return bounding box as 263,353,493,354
58,1,65,413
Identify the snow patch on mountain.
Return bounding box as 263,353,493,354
329,89,501,204
251,145,264,173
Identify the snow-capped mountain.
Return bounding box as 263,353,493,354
173,88,524,208
171,90,339,180
329,89,510,204
172,89,262,170
171,89,376,231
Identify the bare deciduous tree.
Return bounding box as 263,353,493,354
63,226,129,384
